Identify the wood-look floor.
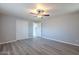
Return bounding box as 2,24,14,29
0,37,79,55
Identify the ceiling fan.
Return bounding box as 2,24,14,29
30,4,50,18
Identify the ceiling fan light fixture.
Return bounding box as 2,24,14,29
37,15,43,18
30,4,50,18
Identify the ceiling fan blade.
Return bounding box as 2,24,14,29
30,12,35,14
43,14,50,16
30,12,38,16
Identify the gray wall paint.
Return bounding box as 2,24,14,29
0,15,31,44
0,15,16,43
0,18,1,41
42,12,79,46
28,21,33,38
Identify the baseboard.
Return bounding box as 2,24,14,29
1,36,79,47
0,38,29,45
0,40,18,45
42,36,79,47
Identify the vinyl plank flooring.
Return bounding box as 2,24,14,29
0,37,79,55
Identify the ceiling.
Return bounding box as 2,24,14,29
0,3,79,21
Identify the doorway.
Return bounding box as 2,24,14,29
33,22,41,38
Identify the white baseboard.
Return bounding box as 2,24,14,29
42,36,79,47
1,36,79,47
0,38,29,45
0,40,18,45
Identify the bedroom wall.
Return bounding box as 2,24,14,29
0,15,2,42
41,11,79,46
0,15,16,44
0,15,31,44
28,21,33,38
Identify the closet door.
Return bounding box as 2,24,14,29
16,19,28,40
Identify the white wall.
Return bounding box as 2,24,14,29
42,12,79,46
